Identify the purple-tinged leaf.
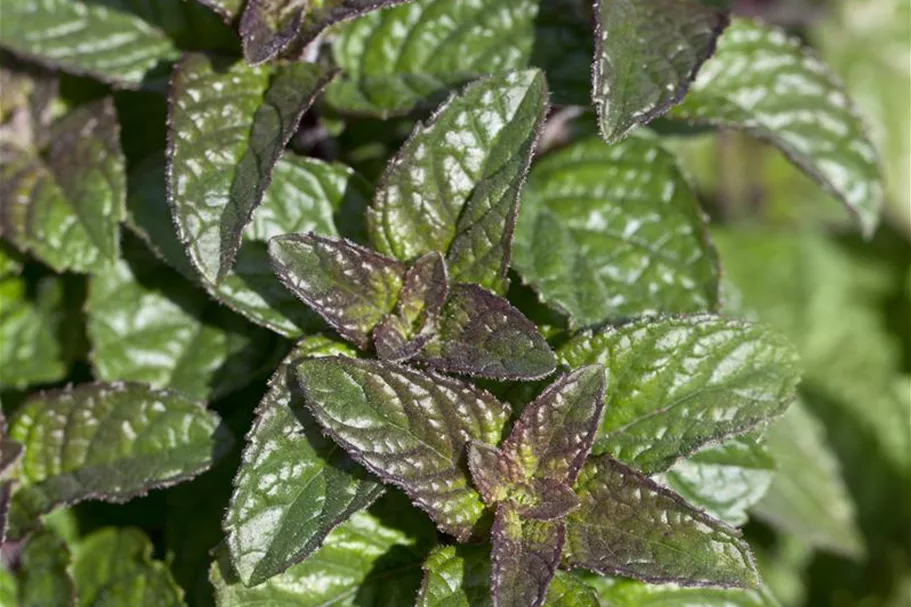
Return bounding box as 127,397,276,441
269,234,406,349
373,315,433,362
296,356,510,540
492,505,564,607
467,441,518,507
415,284,556,380
520,479,580,522
0,408,21,544
564,454,760,588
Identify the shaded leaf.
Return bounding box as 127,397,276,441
167,54,335,283
7,382,231,537
558,315,801,474
513,136,719,325
224,336,384,587
297,356,510,539
369,70,548,293
564,454,759,588
492,505,564,607
415,284,556,380
269,233,406,349
17,527,75,607
593,0,729,142
674,19,884,237
0,98,125,273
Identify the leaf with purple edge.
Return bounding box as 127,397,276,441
296,356,511,540
492,504,565,607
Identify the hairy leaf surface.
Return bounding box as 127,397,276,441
369,70,548,293
492,505,564,607
584,577,780,607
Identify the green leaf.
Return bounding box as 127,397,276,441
297,356,510,540
656,434,775,526
240,0,411,65
0,0,179,87
1,98,125,273
584,577,780,607
492,505,564,607
269,234,406,349
197,0,244,22
0,244,22,277
87,243,283,401
213,510,427,606
673,19,884,237
558,315,801,474
17,527,75,607
224,336,384,587
593,0,728,142
167,54,335,284
415,284,557,380
325,0,538,116
753,400,863,557
564,453,759,588
71,527,185,607
368,70,548,293
544,573,600,607
513,135,720,326
7,382,231,537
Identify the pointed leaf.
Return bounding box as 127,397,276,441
7,382,231,538
564,454,759,588
520,479,581,522
673,19,884,237
325,0,539,116
558,315,801,474
167,54,335,283
1,98,125,273
415,284,556,380
17,528,75,607
593,0,729,142
213,510,427,606
513,135,720,325
241,0,412,65
492,505,564,607
269,234,406,349
467,440,518,506
369,70,548,293
224,336,384,587
71,528,184,607
373,315,433,362
297,356,511,539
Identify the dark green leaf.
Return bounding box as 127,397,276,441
513,135,719,326
368,70,548,293
558,315,801,474
297,356,510,540
415,284,556,380
17,528,75,607
564,454,759,588
1,98,125,273
325,0,538,116
269,233,406,349
492,505,564,607
212,510,427,606
167,54,335,283
224,336,384,587
584,577,780,606
673,19,884,237
7,382,231,537
71,527,184,607
593,0,728,142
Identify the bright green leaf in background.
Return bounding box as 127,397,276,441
583,576,780,607
16,527,75,607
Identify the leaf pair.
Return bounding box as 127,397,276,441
269,233,556,380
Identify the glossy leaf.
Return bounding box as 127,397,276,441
368,70,548,293
326,0,538,116
70,527,184,607
213,510,427,606
87,246,282,401
513,135,719,325
167,54,335,283
269,234,406,349
593,0,728,142
17,528,75,607
224,336,384,587
584,577,780,607
297,356,510,540
0,98,125,273
564,454,759,588
492,505,564,607
559,315,801,474
415,284,557,380
674,19,884,237
240,0,411,65
7,382,231,537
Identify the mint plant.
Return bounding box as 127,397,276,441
0,1,900,606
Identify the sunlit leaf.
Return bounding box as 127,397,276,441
492,505,564,607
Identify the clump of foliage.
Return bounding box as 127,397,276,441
0,0,905,606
